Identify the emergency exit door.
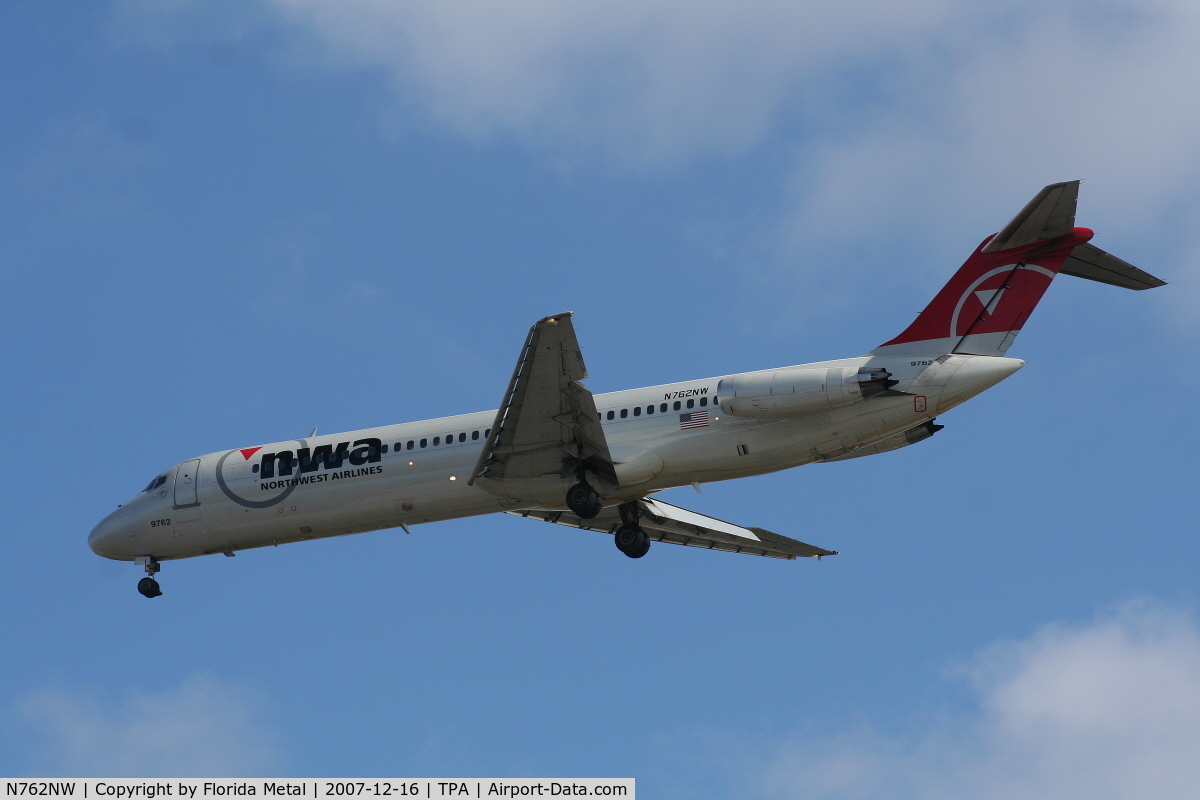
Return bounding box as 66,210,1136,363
174,459,201,508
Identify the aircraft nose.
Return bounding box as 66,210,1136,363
88,510,131,560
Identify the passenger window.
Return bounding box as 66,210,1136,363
485,428,491,437
434,436,441,446
620,409,628,418
646,405,654,414
700,397,708,407
673,401,681,411
687,399,695,409
420,439,428,448
607,410,614,420
634,407,641,416
459,433,466,442
472,430,479,440
382,444,389,453
660,403,667,413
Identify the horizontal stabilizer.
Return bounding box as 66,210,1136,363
1060,242,1166,290
982,180,1079,253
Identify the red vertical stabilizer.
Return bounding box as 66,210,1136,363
873,226,1093,356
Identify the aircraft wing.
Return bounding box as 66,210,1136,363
470,312,618,487
509,497,838,560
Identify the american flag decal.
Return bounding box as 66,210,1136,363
679,410,710,429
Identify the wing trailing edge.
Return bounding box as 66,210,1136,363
510,498,838,561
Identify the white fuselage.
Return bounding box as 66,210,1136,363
88,352,1022,562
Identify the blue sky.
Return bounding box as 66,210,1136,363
3,2,1200,797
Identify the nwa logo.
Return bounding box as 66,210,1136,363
258,438,384,489
215,438,384,509
256,438,383,480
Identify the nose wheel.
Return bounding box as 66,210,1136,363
135,557,163,598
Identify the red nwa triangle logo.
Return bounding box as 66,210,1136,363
240,447,263,461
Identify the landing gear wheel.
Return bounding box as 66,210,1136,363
136,556,162,598
566,482,603,519
137,577,163,598
630,536,651,559
585,495,603,518
614,523,650,558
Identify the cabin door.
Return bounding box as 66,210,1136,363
174,459,201,508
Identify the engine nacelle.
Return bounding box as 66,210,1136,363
718,366,898,418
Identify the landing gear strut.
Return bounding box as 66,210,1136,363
136,557,162,598
566,480,603,519
614,522,650,558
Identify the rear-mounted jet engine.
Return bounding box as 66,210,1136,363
717,366,904,418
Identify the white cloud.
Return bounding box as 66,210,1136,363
116,0,1200,313
260,0,959,170
251,1,1200,206
238,0,1200,307
119,0,1200,232
759,600,1200,799
16,674,282,777
786,2,1200,251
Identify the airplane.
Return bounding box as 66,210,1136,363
89,181,1166,597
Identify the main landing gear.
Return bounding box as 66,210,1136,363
613,500,650,559
566,480,603,519
565,481,649,557
614,522,650,559
135,556,162,598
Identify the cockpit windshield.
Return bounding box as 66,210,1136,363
143,474,168,493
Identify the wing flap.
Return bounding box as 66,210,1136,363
509,498,838,561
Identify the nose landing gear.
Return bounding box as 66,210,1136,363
135,556,162,598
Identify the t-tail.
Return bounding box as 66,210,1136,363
871,180,1166,357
